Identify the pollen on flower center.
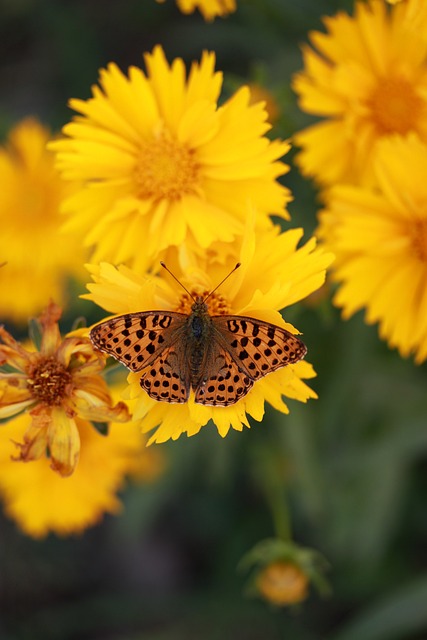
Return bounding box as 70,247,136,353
176,291,231,315
134,132,200,201
367,77,422,135
410,219,427,262
27,356,72,406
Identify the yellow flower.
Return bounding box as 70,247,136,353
0,393,153,538
0,118,85,324
50,45,291,271
0,302,130,477
386,0,427,28
293,0,427,187
85,217,333,444
156,0,236,21
318,134,427,363
256,561,309,606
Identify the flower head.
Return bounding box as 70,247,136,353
0,391,155,538
293,0,427,187
85,217,333,444
239,537,330,607
51,46,291,271
0,302,130,476
0,118,85,323
256,561,309,606
156,0,236,21
318,134,427,363
386,0,427,29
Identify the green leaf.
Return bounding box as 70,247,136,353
333,576,427,640
28,317,42,350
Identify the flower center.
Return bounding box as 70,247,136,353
367,77,422,135
410,218,427,262
176,291,230,316
27,356,72,406
134,132,200,201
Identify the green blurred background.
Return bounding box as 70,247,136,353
2,1,427,638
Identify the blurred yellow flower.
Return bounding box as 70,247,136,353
256,561,309,606
0,118,85,324
51,45,291,271
386,0,427,28
318,134,427,363
0,302,130,477
0,396,153,538
85,218,333,444
293,0,427,187
156,0,236,21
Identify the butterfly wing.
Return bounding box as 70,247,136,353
211,315,307,381
90,311,191,403
139,343,190,403
194,348,254,406
89,311,186,373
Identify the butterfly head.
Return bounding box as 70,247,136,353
191,296,209,315
161,261,241,317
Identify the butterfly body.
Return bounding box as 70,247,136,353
90,293,307,406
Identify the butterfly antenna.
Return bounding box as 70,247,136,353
203,262,241,304
160,262,197,302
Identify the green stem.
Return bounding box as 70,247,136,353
257,446,292,541
270,486,292,541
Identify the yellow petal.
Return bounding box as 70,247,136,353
48,407,80,477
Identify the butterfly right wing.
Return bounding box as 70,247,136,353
212,315,307,380
194,348,254,406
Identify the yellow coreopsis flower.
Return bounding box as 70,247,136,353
386,0,427,28
318,134,427,363
0,302,130,477
0,391,157,538
156,0,236,21
51,45,291,272
85,220,333,444
293,0,427,187
0,118,85,323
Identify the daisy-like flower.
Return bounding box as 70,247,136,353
85,217,333,444
156,0,236,21
293,0,427,187
318,134,427,363
0,384,158,538
0,302,130,477
51,45,291,272
0,118,85,324
386,0,427,27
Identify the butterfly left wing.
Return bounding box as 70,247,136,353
212,315,307,381
89,311,186,372
139,343,190,403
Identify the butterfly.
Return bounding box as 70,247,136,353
90,263,307,407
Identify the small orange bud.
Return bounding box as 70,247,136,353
256,561,309,606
